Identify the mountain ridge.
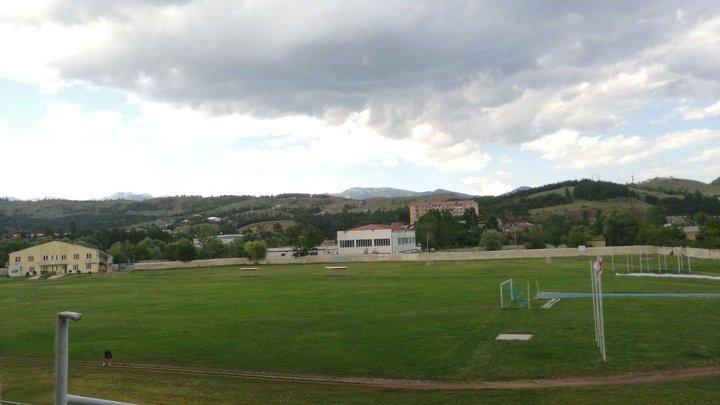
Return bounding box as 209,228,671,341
332,187,475,200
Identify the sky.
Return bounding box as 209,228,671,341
2,1,720,200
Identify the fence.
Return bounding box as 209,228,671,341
127,245,720,271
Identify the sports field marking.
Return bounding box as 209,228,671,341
538,292,720,299
616,273,720,281
496,334,532,341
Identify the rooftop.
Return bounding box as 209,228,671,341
347,224,409,232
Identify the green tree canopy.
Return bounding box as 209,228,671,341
286,224,324,257
244,241,267,262
480,229,503,251
175,238,197,262
603,211,639,246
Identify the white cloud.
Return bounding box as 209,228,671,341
678,101,720,119
684,146,720,163
3,100,495,199
2,1,720,198
520,129,720,170
462,177,514,196
3,1,720,150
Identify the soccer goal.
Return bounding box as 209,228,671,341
500,278,530,309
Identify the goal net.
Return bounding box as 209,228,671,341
500,278,530,309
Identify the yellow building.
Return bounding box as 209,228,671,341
8,241,112,277
409,200,479,224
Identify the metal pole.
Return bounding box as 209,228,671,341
527,282,530,309
55,312,82,405
598,271,606,362
626,255,630,273
590,262,598,344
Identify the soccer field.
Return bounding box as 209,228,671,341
1,257,719,403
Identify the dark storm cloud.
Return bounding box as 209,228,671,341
48,0,720,142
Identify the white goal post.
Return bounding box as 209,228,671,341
500,278,530,309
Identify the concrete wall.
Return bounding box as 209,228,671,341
132,245,688,271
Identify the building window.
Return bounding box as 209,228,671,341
14,256,20,262
398,237,415,245
356,239,372,247
43,255,49,261
62,255,67,260
28,256,34,262
29,266,35,272
73,265,79,270
86,253,92,259
373,238,390,246
340,240,355,248
74,254,80,260
86,263,92,270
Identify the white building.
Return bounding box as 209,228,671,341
337,224,416,255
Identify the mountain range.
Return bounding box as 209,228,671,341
331,187,475,200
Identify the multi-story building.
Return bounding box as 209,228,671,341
7,241,113,277
409,200,479,223
337,224,416,255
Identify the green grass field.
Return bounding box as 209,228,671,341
1,257,719,403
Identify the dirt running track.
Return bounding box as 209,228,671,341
2,355,719,391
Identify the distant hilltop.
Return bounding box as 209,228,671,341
101,192,154,201
332,187,475,200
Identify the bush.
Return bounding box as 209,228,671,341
480,230,503,251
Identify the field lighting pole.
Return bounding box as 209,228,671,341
55,311,136,405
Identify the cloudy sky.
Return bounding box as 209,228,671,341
2,1,720,200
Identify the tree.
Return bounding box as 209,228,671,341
567,225,591,247
107,241,134,263
462,208,479,227
175,238,197,262
69,220,78,240
194,223,218,239
480,229,503,251
226,238,246,258
695,218,720,248
543,214,570,246
286,224,324,257
415,210,463,250
244,241,267,262
603,211,639,246
199,237,226,259
526,225,547,249
636,224,687,246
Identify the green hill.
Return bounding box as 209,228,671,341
2,177,719,235
636,177,720,196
